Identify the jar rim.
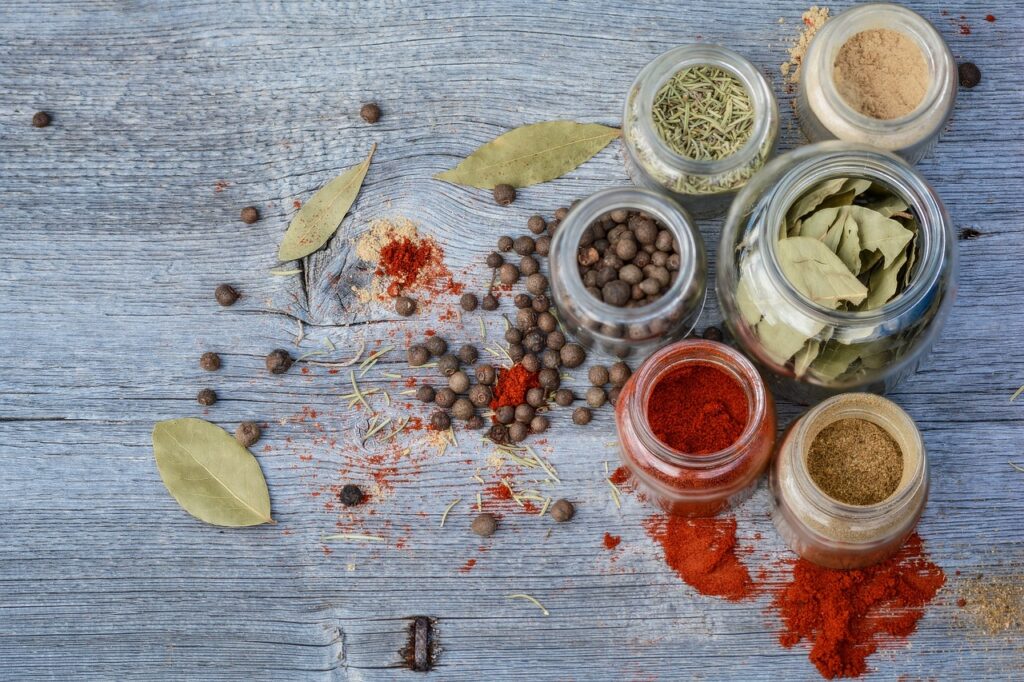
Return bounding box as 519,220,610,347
631,44,777,176
758,142,951,327
626,339,769,469
551,186,706,328
806,3,957,141
789,393,927,519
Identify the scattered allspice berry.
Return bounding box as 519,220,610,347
486,251,504,268
549,498,575,522
425,336,447,357
438,354,460,376
958,62,981,89
200,352,221,371
560,343,586,368
215,283,240,307
448,370,470,393
573,407,592,425
609,361,632,386
395,296,417,317
530,415,549,433
460,293,478,311
481,294,499,311
416,385,435,403
434,388,457,409
497,235,514,252
457,344,478,365
339,483,364,507
360,102,382,123
240,206,260,224
431,410,452,430
408,345,430,366
586,386,607,408
589,365,610,386
235,421,261,447
265,349,293,374
528,215,547,234
471,512,498,537
452,398,475,421
196,388,217,406
493,183,516,206
32,111,51,128
555,388,574,406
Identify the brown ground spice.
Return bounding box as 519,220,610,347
807,418,903,505
832,28,929,119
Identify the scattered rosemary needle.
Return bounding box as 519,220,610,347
295,319,305,346
382,372,402,379
506,593,549,616
1011,384,1024,402
270,268,301,276
307,341,365,368
323,533,386,543
324,336,335,352
296,349,327,362
399,389,417,396
607,477,622,509
349,371,374,413
479,316,487,341
363,417,392,442
440,498,461,528
539,497,552,517
477,492,483,512
1010,461,1024,473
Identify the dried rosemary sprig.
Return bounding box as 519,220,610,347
652,64,754,161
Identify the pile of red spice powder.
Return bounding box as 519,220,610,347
647,364,748,454
489,363,540,411
643,514,753,601
375,234,462,298
772,533,945,679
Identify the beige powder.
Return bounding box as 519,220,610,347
780,6,831,85
833,28,929,120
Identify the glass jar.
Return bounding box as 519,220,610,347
798,3,957,164
615,339,776,517
771,393,928,569
622,44,780,218
550,187,706,360
718,142,956,404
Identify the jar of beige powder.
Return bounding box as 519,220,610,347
797,3,956,164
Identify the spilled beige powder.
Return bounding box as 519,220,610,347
833,28,929,120
781,6,831,85
351,217,421,303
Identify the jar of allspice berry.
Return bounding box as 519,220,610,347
615,339,776,516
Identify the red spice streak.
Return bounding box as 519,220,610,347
603,533,622,550
960,23,971,35
609,466,630,486
647,364,748,454
293,199,302,209
643,514,752,601
486,481,514,501
404,376,417,387
459,558,477,573
489,363,540,411
378,237,436,291
985,14,996,22
772,533,945,679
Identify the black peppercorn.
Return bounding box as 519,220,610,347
197,388,217,406
486,251,504,268
265,349,292,374
32,111,51,128
339,483,364,507
555,388,574,406
481,294,499,311
460,293,479,311
424,336,447,357
395,296,417,317
958,62,981,88
472,512,498,537
416,384,436,403
572,407,592,425
435,388,457,409
438,354,460,376
360,102,381,123
200,352,221,371
235,421,261,447
493,183,517,206
431,410,452,430
215,284,240,307
408,345,430,367
550,498,575,522
498,235,514,252
240,206,260,224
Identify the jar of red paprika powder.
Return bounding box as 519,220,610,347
615,339,777,517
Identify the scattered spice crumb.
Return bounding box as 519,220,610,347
780,6,830,87
459,558,477,573
603,532,622,550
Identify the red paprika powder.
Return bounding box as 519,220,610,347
647,363,748,453
489,363,540,411
772,533,945,679
643,513,752,600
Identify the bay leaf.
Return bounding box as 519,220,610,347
839,177,873,196
810,341,864,381
153,418,273,527
757,318,818,365
793,339,822,378
786,177,848,223
866,194,910,218
848,206,913,268
776,237,868,307
799,206,842,241
815,188,857,212
434,121,620,189
735,275,763,326
278,144,376,261
836,211,862,274
860,247,909,310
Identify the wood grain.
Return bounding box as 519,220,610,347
1,1,1023,679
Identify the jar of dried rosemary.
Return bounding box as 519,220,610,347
717,142,956,404
623,45,779,218
771,393,928,569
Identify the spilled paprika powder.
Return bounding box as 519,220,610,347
489,363,540,411
643,513,753,600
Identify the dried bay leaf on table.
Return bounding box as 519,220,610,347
153,418,273,527
434,121,620,189
278,144,376,261
776,237,868,308
848,206,913,267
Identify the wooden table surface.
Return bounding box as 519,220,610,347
2,1,1022,679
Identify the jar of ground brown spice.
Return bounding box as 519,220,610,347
615,339,776,517
771,393,929,569
797,3,957,163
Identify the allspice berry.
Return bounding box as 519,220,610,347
589,365,610,386
425,336,447,357
196,388,217,406
958,62,981,89
560,343,586,368
32,111,51,128
215,284,240,306
514,403,535,423
416,385,435,403
431,410,452,430
572,407,592,425
493,183,516,206
460,293,479,311
486,251,504,268
235,421,261,447
438,354,460,377
395,296,417,317
498,235,514,252
265,349,293,374
498,263,520,286
481,294,499,311
702,325,723,342
549,498,575,522
435,388,457,409
468,384,492,407
240,206,260,224
508,422,529,443
538,368,560,390
526,273,548,296
495,405,515,424
513,235,535,256
609,361,631,386
528,215,547,234
555,388,574,406
457,344,479,365
448,370,470,394
476,364,497,385
200,352,221,371
339,483,363,506
586,386,607,408
408,345,430,367
471,512,498,537
452,398,475,421
360,102,382,123
529,415,549,434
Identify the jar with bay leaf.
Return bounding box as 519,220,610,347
622,44,779,218
717,142,955,404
